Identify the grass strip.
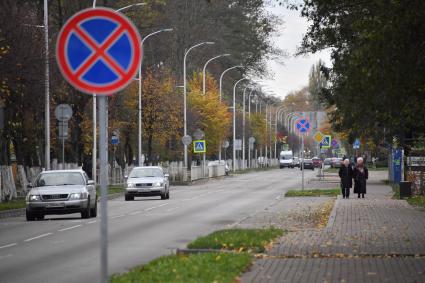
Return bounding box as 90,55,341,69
110,252,251,283
0,199,26,211
407,196,425,208
285,188,340,197
187,228,284,253
96,185,124,195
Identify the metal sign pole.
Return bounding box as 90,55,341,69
98,96,108,283
301,134,305,191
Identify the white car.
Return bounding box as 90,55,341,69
125,166,170,201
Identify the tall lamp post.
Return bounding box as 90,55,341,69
43,0,50,170
233,78,247,172
219,65,243,102
183,42,215,168
137,28,173,166
241,84,251,170
202,54,230,95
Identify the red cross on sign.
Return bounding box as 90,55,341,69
56,8,142,95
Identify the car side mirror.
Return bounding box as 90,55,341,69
87,180,95,185
164,174,169,178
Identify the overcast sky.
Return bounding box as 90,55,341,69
255,3,332,99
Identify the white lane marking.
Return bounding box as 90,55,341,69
0,243,17,250
129,211,142,215
24,233,52,242
167,206,181,212
58,225,81,232
87,220,97,224
157,203,169,208
144,207,156,211
111,215,125,219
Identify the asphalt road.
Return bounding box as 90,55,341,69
0,167,316,283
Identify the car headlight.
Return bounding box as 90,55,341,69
127,183,136,188
27,195,41,202
69,192,88,200
154,182,163,187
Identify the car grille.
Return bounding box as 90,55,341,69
42,194,69,200
136,183,152,188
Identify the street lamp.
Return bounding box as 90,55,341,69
219,65,243,102
202,54,230,95
137,28,173,166
183,41,215,168
43,0,50,170
233,78,248,172
241,84,252,170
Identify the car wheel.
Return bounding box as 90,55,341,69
90,198,98,217
81,199,90,219
161,192,167,200
125,194,134,201
166,191,170,199
26,211,35,221
37,214,45,220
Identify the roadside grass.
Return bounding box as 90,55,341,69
0,198,26,211
285,188,340,197
324,167,339,173
187,228,284,253
110,252,251,283
96,185,124,195
387,180,425,208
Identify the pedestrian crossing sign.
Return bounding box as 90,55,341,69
321,135,332,148
193,140,206,153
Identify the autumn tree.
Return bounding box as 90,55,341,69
187,72,231,159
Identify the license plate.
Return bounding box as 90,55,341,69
46,203,65,208
138,189,149,193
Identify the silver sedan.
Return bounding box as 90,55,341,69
26,170,97,221
125,166,170,201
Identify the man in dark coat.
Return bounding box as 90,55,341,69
353,157,368,198
339,159,353,199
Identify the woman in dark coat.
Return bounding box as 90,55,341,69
353,157,368,198
339,159,353,199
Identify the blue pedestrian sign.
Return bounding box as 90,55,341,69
296,118,310,133
353,138,361,149
111,135,119,145
56,8,142,95
321,135,332,148
193,140,206,153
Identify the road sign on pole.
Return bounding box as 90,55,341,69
56,8,141,283
353,138,361,149
182,135,192,146
194,140,206,153
313,131,324,143
56,8,142,95
321,135,332,148
296,118,311,134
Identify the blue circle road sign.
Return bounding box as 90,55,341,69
296,118,310,133
56,8,142,95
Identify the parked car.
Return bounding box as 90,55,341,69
330,157,343,168
300,159,315,170
312,157,322,168
26,170,97,221
324,158,332,165
125,166,170,201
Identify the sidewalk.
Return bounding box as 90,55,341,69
241,171,425,283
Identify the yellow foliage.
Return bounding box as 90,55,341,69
188,72,231,156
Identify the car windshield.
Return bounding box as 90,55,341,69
36,172,85,187
280,155,292,160
129,168,163,178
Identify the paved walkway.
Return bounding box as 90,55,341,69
242,171,425,283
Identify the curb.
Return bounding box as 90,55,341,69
326,195,340,229
176,248,237,255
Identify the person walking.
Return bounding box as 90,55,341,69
339,159,353,199
354,157,368,198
